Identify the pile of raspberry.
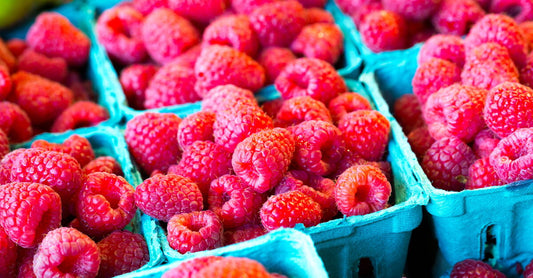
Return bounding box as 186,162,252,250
125,60,394,254
339,0,533,53
96,0,345,110
395,13,533,192
0,12,110,145
0,134,149,277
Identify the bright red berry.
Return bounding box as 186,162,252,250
260,190,321,231
167,210,223,254
97,231,150,278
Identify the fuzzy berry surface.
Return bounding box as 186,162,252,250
466,157,505,190
473,129,501,159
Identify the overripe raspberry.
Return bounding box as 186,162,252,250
17,49,67,83
339,110,390,162
275,58,347,104
142,8,200,64
135,174,203,221
27,12,90,66
195,257,271,278
0,149,25,185
0,182,61,248
407,126,435,161
328,92,372,124
350,2,384,28
0,39,15,72
275,96,332,127
162,256,223,278
169,44,202,69
418,35,466,68
202,15,259,58
304,8,334,25
0,226,17,277
6,38,27,58
484,82,533,138
335,165,392,216
83,156,123,176
33,227,99,278
97,231,149,278
258,47,297,84
261,98,284,119
194,45,265,97
520,21,533,50
133,0,168,15
168,0,227,24
51,101,109,132
422,136,476,191
521,52,533,87
412,58,461,106
167,210,223,254
201,84,256,113
231,0,279,14
393,94,425,134
473,129,501,158
359,10,407,52
249,1,306,47
223,224,266,245
450,259,505,278
0,63,11,101
489,127,533,183
232,128,295,193
291,23,343,65
0,130,7,160
260,190,321,231
382,0,441,21
144,63,200,109
431,0,485,36
125,112,182,174
120,64,158,110
466,157,505,189
490,0,533,23
177,111,216,150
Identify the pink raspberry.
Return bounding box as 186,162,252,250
431,0,485,36
0,182,61,248
382,0,441,21
169,44,202,69
168,0,227,24
33,227,99,278
412,58,461,106
335,165,392,216
275,96,332,127
167,210,223,254
0,149,25,185
6,38,27,58
258,47,297,84
142,8,200,65
83,156,123,176
359,10,407,52
135,174,203,221
291,23,344,65
490,0,533,23
26,12,90,66
97,231,150,278
260,190,321,231
32,135,95,167
422,137,476,191
177,111,216,149
0,130,7,160
0,39,15,72
51,101,109,132
120,64,158,110
304,8,334,25
202,15,259,58
0,227,16,277
249,1,306,47
418,35,465,68
0,63,11,101
125,112,182,174
484,82,533,138
339,110,390,161
195,257,271,278
201,84,256,113
407,126,435,161
466,157,505,190
194,45,265,97
450,259,505,278
275,58,347,104
133,0,168,15
350,2,383,27
261,98,284,119
162,256,223,278
232,128,295,193
520,21,533,50
393,94,425,134
231,0,280,14
17,49,68,83
489,127,533,183
223,224,266,245
473,129,501,158
144,63,200,109
328,92,372,124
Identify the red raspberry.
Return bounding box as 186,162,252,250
466,157,505,190
133,0,168,15
142,8,200,65
168,0,227,24
333,150,393,181
201,84,256,113
170,44,202,69
162,256,223,278
0,149,25,185
194,45,265,97
450,259,505,278
490,127,533,183
144,63,200,109
0,226,17,277
422,136,476,191
125,112,182,174
83,156,123,176
33,227,99,278
195,257,271,278
275,58,347,104
17,248,37,278
473,129,501,159
51,101,109,132
298,0,326,7
359,10,407,52
275,96,332,127
167,210,223,254
0,63,11,101
208,175,264,228
17,49,67,83
393,94,425,134
291,23,344,65
490,0,533,23
135,174,203,221
525,259,533,278
484,82,533,138
0,130,7,160
120,64,158,110
304,8,334,25
476,0,492,9
231,0,280,14
328,92,372,124
521,21,533,50
223,224,266,245
382,0,441,21
521,51,533,87
97,231,149,278
350,2,383,27
335,165,392,216
260,190,321,231
431,0,485,36
249,1,306,47
233,128,295,193
339,110,390,162
31,135,95,168
10,71,73,127
412,58,461,106
0,39,15,72
27,12,90,67
6,38,27,58
258,47,297,84
202,15,259,58
418,35,465,68
177,111,216,149
407,126,436,161
465,14,528,69
261,98,284,119
0,182,61,248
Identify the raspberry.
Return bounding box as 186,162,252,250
350,2,384,28
194,45,265,97
412,58,461,106
335,165,392,216
133,0,168,15
275,58,347,104
473,129,501,158
393,94,425,134
336,0,377,14
450,259,505,278
177,111,216,149
418,35,466,68
465,14,528,69
120,64,158,110
520,21,533,50
431,0,485,36
275,96,332,127
17,49,68,83
291,23,343,65
382,0,441,21
31,135,95,168
422,137,476,191
10,71,73,127
170,44,202,69
0,149,25,185
359,10,407,52
97,231,150,278
258,47,297,84
0,130,7,160
484,82,533,138
466,157,505,190
476,0,492,9
168,0,227,24
461,43,519,91
195,257,271,278
0,226,17,277
144,63,200,109
231,0,279,14
0,63,11,101
525,259,533,278
51,101,109,132
261,98,284,119
167,210,223,253
304,8,334,25
202,15,259,58
26,12,90,67
201,84,256,113
17,248,37,278
333,150,393,181
260,190,321,231
490,127,533,183
407,126,435,161
162,257,223,278
339,110,390,162
125,112,182,175
135,174,203,221
223,224,267,245
6,38,27,58
142,8,200,65
232,128,295,193
490,0,533,23
33,227,99,278
328,92,372,124
521,52,533,87
0,39,15,72
0,182,61,248
208,175,264,228
83,156,123,176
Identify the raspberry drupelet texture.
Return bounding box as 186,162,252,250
393,94,425,134
489,128,533,183
359,10,407,52
223,224,267,245
466,157,505,190
328,92,372,124
32,134,95,168
304,8,335,25
0,102,32,143
260,190,321,231
167,210,223,254
231,0,279,14
407,126,435,161
144,63,200,109
232,128,295,193
490,0,533,23
162,256,223,278
0,149,25,185
0,63,11,101
450,259,505,278
520,52,533,87
195,257,271,278
412,58,461,106
97,231,150,278
520,21,533,50
382,0,441,21
51,101,110,132
258,47,297,84
18,49,68,83
333,150,393,181
134,174,203,221
83,156,123,176
431,0,485,36
0,39,16,72
168,0,227,24
473,129,501,158
0,130,7,160
203,15,259,58
120,64,158,110
0,182,61,248
177,111,216,150
0,227,17,277
291,23,344,65
170,44,202,69
275,96,332,127
201,84,256,113
418,35,466,68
